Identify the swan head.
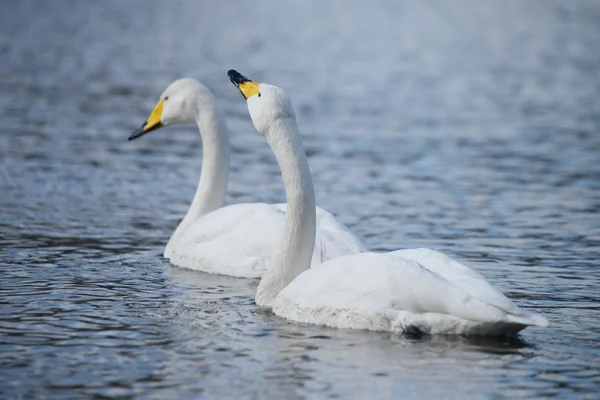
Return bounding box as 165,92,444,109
129,78,204,140
227,69,296,136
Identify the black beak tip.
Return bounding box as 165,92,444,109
227,69,250,86
128,127,145,141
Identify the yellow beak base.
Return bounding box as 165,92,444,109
228,69,260,100
129,99,164,140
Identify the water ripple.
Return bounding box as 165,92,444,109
1,0,600,398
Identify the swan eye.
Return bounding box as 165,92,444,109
164,96,169,101
258,92,261,97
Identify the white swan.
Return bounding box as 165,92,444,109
129,78,366,278
228,70,549,335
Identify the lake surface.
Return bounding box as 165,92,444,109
1,0,599,398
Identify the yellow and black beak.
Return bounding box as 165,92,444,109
129,99,165,141
228,69,260,100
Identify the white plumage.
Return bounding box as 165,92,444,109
274,248,548,335
168,203,365,278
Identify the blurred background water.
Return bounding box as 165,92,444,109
1,0,599,398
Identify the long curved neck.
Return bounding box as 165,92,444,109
165,87,230,257
256,117,316,308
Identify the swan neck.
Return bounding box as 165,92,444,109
165,88,230,256
256,118,316,308
192,106,230,216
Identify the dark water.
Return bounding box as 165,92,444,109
1,0,600,398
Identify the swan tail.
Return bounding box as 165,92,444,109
506,310,549,327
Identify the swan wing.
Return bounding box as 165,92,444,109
388,248,523,316
168,203,285,277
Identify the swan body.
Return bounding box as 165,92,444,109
227,70,548,335
167,203,363,278
129,78,365,278
273,249,548,335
